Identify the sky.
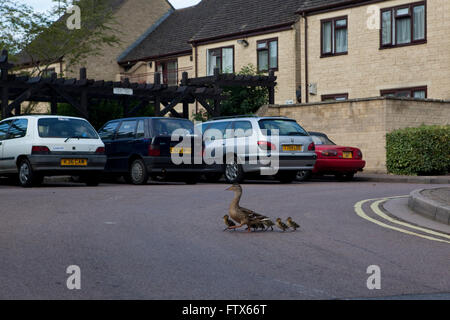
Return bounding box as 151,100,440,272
18,0,202,12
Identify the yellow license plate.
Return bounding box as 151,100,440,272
343,152,353,159
61,159,88,166
283,145,302,152
170,147,192,154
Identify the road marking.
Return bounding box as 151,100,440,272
354,197,450,244
371,200,450,240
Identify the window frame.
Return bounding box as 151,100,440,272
207,46,235,75
321,16,348,57
257,38,279,72
7,119,28,140
321,93,349,101
380,1,427,49
115,120,138,140
155,59,178,86
380,86,427,98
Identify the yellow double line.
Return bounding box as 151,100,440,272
354,196,450,244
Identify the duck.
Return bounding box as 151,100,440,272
262,219,275,231
275,218,289,232
226,184,270,232
286,217,300,231
223,215,236,231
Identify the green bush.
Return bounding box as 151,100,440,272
386,125,450,175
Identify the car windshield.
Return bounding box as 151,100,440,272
152,119,194,136
38,118,99,139
311,135,336,145
258,119,308,136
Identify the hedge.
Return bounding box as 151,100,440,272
386,125,450,175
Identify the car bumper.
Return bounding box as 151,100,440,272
242,154,317,173
312,159,366,174
29,154,107,174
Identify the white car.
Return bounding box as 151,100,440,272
0,115,107,187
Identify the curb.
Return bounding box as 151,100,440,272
356,174,450,184
408,188,450,225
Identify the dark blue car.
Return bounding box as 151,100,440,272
98,117,207,185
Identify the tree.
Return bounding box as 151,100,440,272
0,0,121,77
193,64,269,121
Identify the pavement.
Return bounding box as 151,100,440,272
408,188,450,225
0,179,449,300
356,173,450,184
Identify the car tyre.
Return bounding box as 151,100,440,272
224,157,245,184
128,158,148,185
296,170,311,182
18,159,41,187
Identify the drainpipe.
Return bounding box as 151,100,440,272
303,12,309,103
194,43,198,114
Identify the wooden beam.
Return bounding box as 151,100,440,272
48,84,88,118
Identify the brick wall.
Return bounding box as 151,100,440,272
258,97,450,172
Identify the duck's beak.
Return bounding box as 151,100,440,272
225,186,233,191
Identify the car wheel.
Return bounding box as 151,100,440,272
276,171,297,183
18,159,41,187
224,157,244,184
204,172,223,183
128,158,148,185
296,170,311,182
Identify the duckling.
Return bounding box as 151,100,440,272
226,184,270,232
275,218,289,232
262,219,275,231
223,215,236,231
286,217,300,231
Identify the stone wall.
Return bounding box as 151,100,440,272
258,97,450,172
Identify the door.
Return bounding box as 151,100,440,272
0,120,13,171
203,121,233,165
112,120,137,172
98,121,120,171
1,119,28,172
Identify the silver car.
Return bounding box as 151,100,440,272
196,116,317,183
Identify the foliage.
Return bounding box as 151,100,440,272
386,125,450,175
192,64,269,120
58,100,155,130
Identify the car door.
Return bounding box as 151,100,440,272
0,120,13,171
1,119,29,172
133,119,147,156
232,120,254,163
98,121,119,171
203,121,232,165
112,120,137,171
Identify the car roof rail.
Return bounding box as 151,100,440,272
208,114,258,121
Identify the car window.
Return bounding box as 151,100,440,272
116,120,137,140
98,121,119,140
136,120,145,139
258,119,308,136
233,121,253,138
0,120,12,141
38,118,99,139
204,121,233,140
8,119,28,139
311,135,335,145
152,119,194,136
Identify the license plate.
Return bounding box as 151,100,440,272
61,159,88,166
343,151,353,159
282,145,302,152
170,147,192,154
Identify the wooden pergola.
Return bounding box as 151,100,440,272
0,50,277,120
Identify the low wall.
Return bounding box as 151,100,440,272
257,97,450,173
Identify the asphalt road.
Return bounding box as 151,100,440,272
0,179,449,299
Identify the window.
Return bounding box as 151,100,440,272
37,118,98,139
156,60,178,86
42,68,56,78
8,119,28,139
258,119,308,136
380,86,427,98
116,120,137,140
381,1,426,48
233,121,253,138
207,47,234,75
136,120,145,139
204,121,233,140
257,39,278,72
321,16,348,56
321,93,349,101
152,119,193,136
0,120,12,140
98,121,119,140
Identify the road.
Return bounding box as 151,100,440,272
0,179,449,299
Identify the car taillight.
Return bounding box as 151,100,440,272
31,146,50,154
95,147,105,154
357,150,363,159
257,141,276,150
307,142,315,151
321,150,338,157
148,144,160,156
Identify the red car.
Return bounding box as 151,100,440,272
297,132,366,181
